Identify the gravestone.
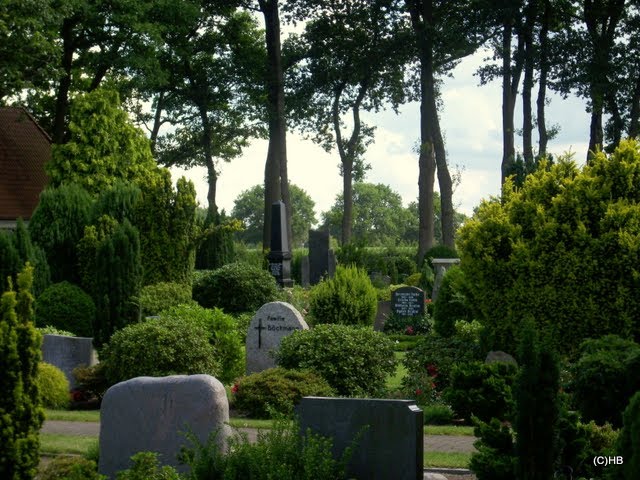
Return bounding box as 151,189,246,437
431,258,460,301
300,255,310,287
246,302,308,374
308,229,335,285
267,201,293,287
391,286,425,318
485,350,518,366
98,375,230,479
369,272,391,288
373,300,391,332
297,397,423,480
41,334,98,388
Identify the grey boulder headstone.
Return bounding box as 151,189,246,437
300,255,310,287
41,334,98,388
485,350,518,366
98,375,230,479
297,397,423,480
246,302,308,375
374,300,391,332
391,286,425,318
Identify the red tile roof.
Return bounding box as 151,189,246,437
0,107,51,220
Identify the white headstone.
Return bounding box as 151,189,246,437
246,301,308,375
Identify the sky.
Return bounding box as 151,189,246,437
169,49,592,222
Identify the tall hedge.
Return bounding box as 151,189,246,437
458,139,640,353
1,220,50,297
0,265,44,479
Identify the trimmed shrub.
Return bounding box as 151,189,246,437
35,281,95,337
276,324,396,396
37,362,70,409
158,304,243,383
139,282,193,317
192,262,279,313
0,265,44,478
614,391,640,479
38,326,76,336
469,417,516,480
114,452,181,480
232,368,336,418
423,403,454,425
100,317,220,385
309,265,377,326
433,266,473,337
38,456,103,480
570,334,640,427
444,361,517,423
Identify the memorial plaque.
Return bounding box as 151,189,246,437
391,286,425,318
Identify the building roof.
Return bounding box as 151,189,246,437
0,107,51,221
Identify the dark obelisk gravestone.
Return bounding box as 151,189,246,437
267,201,293,287
309,229,331,285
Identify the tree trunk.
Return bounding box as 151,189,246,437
149,91,165,154
200,111,218,222
537,0,550,157
606,91,623,150
522,0,537,168
629,72,640,138
53,19,75,144
260,0,290,251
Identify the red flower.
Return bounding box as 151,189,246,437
425,298,432,304
426,363,439,377
231,384,239,394
405,326,415,335
415,389,423,396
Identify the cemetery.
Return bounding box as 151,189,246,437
2,3,640,480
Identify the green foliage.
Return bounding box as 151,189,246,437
514,320,560,480
90,219,142,347
47,89,162,195
37,362,70,409
424,244,459,264
570,335,640,427
336,243,417,284
469,418,516,480
309,265,377,326
196,216,237,270
100,317,219,386
402,333,483,394
232,368,336,418
231,183,317,248
276,324,396,396
192,262,278,314
29,183,93,283
0,264,44,479
458,140,640,353
0,229,20,293
139,282,193,317
614,391,640,480
72,363,109,401
433,266,473,337
423,403,454,425
116,452,182,480
38,456,105,480
383,312,432,335
158,304,243,383
38,326,75,336
180,418,353,480
35,282,95,337
444,361,517,423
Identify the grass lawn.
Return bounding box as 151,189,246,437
425,425,474,436
386,351,407,390
424,451,471,469
45,409,100,422
40,433,98,455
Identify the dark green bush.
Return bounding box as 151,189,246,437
114,452,181,480
337,244,417,284
38,456,104,480
469,417,516,480
158,304,243,383
37,362,70,409
383,312,432,335
100,317,220,385
276,324,396,396
35,281,95,337
139,282,193,317
433,266,473,337
444,361,517,423
570,334,640,427
192,262,278,313
614,391,640,479
72,363,109,400
309,265,377,326
423,403,454,425
232,368,336,418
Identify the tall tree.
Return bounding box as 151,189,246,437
288,0,411,246
406,0,491,260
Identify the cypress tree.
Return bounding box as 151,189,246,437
0,230,20,293
515,319,560,480
616,391,640,479
0,264,44,479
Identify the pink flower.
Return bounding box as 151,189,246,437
425,298,432,304
405,326,415,335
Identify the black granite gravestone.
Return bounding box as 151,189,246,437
391,286,425,317
267,201,293,287
309,229,331,285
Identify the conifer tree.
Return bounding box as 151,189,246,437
0,264,44,479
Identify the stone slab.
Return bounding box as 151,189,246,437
374,300,391,332
392,286,425,318
245,302,308,375
98,375,230,479
41,334,98,388
297,397,423,480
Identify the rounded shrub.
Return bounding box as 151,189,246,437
309,265,377,326
276,324,396,396
39,456,102,480
158,304,243,382
232,367,336,418
100,317,220,385
423,403,454,425
433,266,473,337
139,281,194,317
192,262,278,313
35,281,95,337
37,362,70,409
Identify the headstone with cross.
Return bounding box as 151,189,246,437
245,302,308,375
